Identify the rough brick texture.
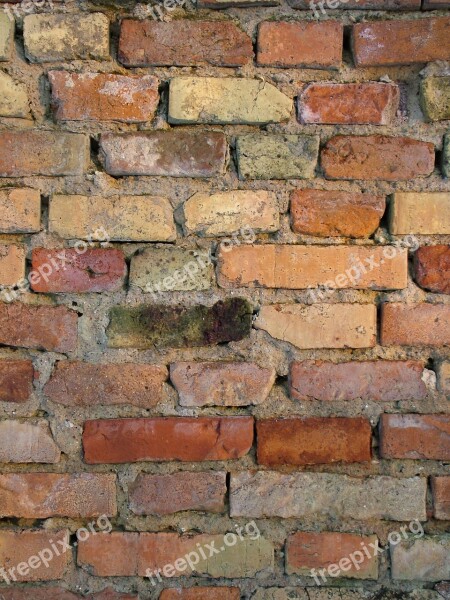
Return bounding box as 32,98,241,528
414,245,450,294
390,536,450,581
0,420,60,463
380,414,450,460
381,303,450,346
160,590,240,600
0,359,34,403
0,188,41,233
390,192,450,234
432,477,450,520
0,243,25,286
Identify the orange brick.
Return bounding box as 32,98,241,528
381,303,450,347
0,244,25,286
0,189,41,233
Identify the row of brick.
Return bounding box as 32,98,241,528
2,358,448,405
0,301,449,352
1,15,450,68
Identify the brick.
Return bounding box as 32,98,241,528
0,131,89,177
129,247,213,293
352,18,450,66
0,473,117,518
286,531,378,579
78,532,138,577
391,536,450,581
49,195,176,242
0,303,77,352
118,20,252,67
0,530,70,581
257,417,371,466
380,414,450,460
160,589,240,600
218,245,407,290
254,303,376,349
432,477,450,520
236,134,319,180
31,248,126,293
0,244,25,286
0,589,81,600
442,132,450,179
390,192,450,235
44,361,167,408
107,298,252,349
24,13,109,62
290,190,385,238
129,471,226,515
288,0,420,7
0,71,29,118
183,190,280,237
169,78,291,125
322,136,435,181
101,131,227,178
230,472,426,521
0,12,13,61
257,21,343,69
437,362,450,394
299,82,399,125
0,359,34,403
49,72,159,122
0,420,60,463
170,362,276,407
247,590,440,600
423,0,450,6
381,303,450,347
420,77,450,121
414,245,450,294
0,189,41,233
83,416,254,464
290,360,427,402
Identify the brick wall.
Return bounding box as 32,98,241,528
0,0,449,598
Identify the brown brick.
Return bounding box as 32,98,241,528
0,359,34,403
381,303,450,347
437,362,450,394
414,245,450,294
322,136,435,181
49,71,159,122
0,473,117,518
380,414,450,460
170,362,276,407
257,21,343,69
352,17,450,66
257,417,372,466
0,530,70,581
100,131,227,178
218,245,407,290
286,531,378,579
290,360,427,402
0,244,25,286
0,189,41,233
160,589,240,600
0,131,89,177
30,248,127,293
83,417,254,464
44,361,167,408
0,420,60,463
118,20,253,67
431,477,450,520
299,82,399,125
129,472,226,516
0,303,77,352
290,190,386,238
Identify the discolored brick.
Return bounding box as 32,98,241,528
0,12,13,61
0,420,61,463
0,71,30,118
380,414,450,460
390,536,450,581
0,189,41,233
0,244,25,286
431,477,450,520
420,76,450,122
160,589,240,600
390,192,450,235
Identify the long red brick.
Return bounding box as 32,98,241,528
381,303,450,346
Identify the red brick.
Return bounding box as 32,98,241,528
78,532,138,577
380,414,450,460
129,472,226,516
431,477,450,519
322,136,435,181
0,303,77,352
119,20,253,67
414,245,450,294
257,417,372,466
0,530,70,581
290,360,427,402
31,248,126,293
298,82,399,125
257,21,343,69
0,359,34,403
286,531,378,579
0,131,89,177
44,361,167,408
290,190,386,238
100,131,227,178
381,303,450,347
0,473,117,518
49,71,159,122
83,417,254,464
160,589,240,600
353,17,450,66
